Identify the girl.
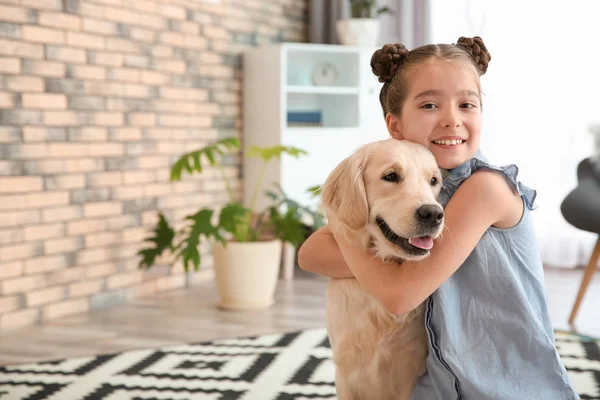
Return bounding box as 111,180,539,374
298,36,580,399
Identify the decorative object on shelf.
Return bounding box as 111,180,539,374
137,137,323,311
311,62,339,86
287,110,323,127
336,0,393,47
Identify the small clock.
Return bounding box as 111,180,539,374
311,62,338,86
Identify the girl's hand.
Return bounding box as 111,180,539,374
297,225,356,279
332,169,524,315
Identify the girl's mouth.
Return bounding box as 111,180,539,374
432,139,466,146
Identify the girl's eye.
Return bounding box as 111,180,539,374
420,103,437,109
430,176,439,186
460,102,477,109
382,172,400,183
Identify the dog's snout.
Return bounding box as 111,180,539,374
416,204,444,226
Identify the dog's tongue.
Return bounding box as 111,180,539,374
409,236,434,250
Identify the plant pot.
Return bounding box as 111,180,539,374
336,18,381,47
212,239,282,310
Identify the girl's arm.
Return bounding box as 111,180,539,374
333,169,524,315
297,225,355,279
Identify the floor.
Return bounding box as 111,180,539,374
0,267,598,366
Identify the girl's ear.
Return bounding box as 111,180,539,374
385,113,403,140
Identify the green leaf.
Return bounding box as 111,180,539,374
137,213,176,269
247,145,308,162
349,0,392,18
268,206,307,248
218,203,251,238
216,136,240,150
375,6,393,16
170,137,240,182
350,0,372,17
177,209,224,272
306,184,322,197
263,182,326,233
264,189,280,201
205,149,216,166
193,153,202,173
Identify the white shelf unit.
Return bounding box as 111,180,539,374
242,42,389,212
286,85,360,95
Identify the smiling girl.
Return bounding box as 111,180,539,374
298,37,580,399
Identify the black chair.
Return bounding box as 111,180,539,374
560,156,600,325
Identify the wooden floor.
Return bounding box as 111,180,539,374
0,267,598,366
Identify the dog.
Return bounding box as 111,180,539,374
320,138,445,400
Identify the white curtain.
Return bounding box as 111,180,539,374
429,0,599,268
308,0,348,44
378,0,431,48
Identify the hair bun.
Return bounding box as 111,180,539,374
456,36,491,75
371,43,409,83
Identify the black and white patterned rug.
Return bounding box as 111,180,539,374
0,328,598,400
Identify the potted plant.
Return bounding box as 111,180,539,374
265,183,326,280
337,0,393,47
137,137,322,310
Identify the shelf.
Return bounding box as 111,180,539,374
286,49,360,88
283,42,366,54
286,85,359,95
286,91,359,128
285,126,359,134
242,43,387,212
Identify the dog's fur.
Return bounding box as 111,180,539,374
321,139,445,400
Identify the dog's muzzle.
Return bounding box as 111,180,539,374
416,204,444,230
376,212,443,256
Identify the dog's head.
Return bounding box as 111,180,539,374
321,139,444,261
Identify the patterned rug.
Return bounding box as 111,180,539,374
0,328,598,400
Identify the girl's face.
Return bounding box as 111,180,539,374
386,59,482,170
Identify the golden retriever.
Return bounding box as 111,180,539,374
320,139,445,400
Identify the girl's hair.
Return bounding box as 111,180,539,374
371,36,492,117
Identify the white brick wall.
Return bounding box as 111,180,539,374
0,0,307,330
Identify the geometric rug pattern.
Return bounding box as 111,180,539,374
0,328,598,400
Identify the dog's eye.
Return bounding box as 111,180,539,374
430,177,439,186
382,172,399,182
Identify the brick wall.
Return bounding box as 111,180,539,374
0,0,307,330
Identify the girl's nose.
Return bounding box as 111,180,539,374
441,109,461,128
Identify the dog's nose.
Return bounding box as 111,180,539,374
416,204,444,226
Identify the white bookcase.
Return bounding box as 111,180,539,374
242,42,389,213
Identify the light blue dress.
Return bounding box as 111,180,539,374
411,152,580,400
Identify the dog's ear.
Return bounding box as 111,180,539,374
321,149,369,230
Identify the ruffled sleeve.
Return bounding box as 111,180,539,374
438,157,537,211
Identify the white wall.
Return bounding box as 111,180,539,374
430,0,600,267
